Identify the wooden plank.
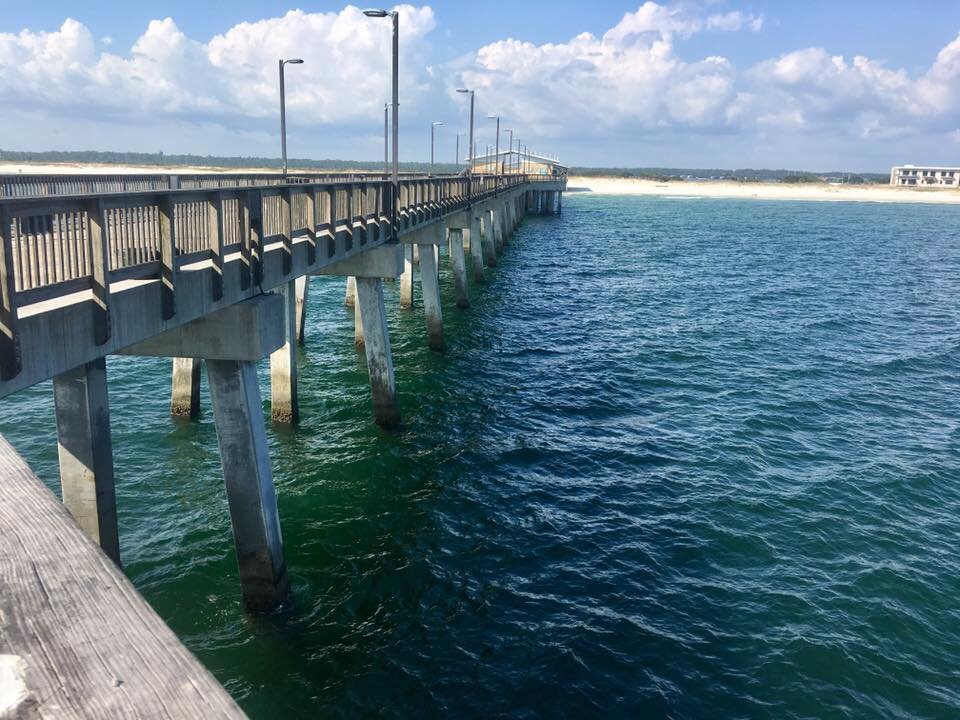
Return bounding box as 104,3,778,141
0,435,246,718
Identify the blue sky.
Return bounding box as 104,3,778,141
1,1,959,170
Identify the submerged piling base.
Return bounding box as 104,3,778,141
52,357,120,565
208,359,290,611
354,277,400,428
170,357,202,417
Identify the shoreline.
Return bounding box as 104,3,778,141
567,176,960,205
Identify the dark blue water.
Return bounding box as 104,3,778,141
3,194,960,718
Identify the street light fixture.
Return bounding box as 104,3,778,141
487,114,500,177
364,8,399,239
431,121,443,174
456,88,475,176
279,58,304,178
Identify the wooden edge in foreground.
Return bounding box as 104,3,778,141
0,434,246,719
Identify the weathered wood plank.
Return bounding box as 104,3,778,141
0,435,246,719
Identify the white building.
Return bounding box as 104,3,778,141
890,165,960,187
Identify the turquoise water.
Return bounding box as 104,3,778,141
3,193,960,717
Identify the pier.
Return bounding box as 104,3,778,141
0,168,565,714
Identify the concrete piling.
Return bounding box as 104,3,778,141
481,215,497,267
419,242,444,351
344,276,356,307
207,358,289,611
53,357,120,565
295,275,309,345
269,281,299,424
470,214,485,282
354,298,364,347
170,357,202,418
448,227,470,309
400,243,414,309
354,278,400,428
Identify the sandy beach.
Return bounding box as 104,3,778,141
568,176,960,205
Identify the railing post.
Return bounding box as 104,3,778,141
280,187,293,275
304,187,317,265
158,195,176,320
239,193,252,290
0,205,20,379
248,189,263,287
208,192,224,302
84,198,111,345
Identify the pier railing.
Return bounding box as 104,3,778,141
0,173,528,382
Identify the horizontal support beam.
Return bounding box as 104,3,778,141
312,243,402,278
117,293,284,360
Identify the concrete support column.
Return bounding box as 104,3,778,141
207,359,289,612
499,203,510,244
419,242,444,351
489,208,504,253
53,357,120,565
448,227,469,309
295,275,309,345
354,278,400,428
269,281,299,424
412,243,421,266
344,276,356,307
170,357,202,418
481,215,497,267
354,299,364,347
400,243,414,309
469,217,485,283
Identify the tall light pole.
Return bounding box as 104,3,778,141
364,8,399,238
383,103,389,177
456,88,475,175
430,121,443,174
279,58,304,178
487,115,500,176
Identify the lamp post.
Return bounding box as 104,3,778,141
278,58,304,178
456,88,475,175
487,115,500,177
364,8,399,239
430,121,443,174
383,103,389,177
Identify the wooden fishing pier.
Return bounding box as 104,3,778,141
0,168,565,716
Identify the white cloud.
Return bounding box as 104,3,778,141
454,1,960,159
0,6,436,126
0,2,958,168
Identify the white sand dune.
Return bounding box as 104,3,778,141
567,176,960,205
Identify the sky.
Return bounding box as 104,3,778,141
1,1,960,171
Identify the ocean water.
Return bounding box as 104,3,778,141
3,193,960,718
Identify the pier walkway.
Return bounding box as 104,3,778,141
0,170,565,716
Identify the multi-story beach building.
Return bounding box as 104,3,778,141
890,165,960,187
